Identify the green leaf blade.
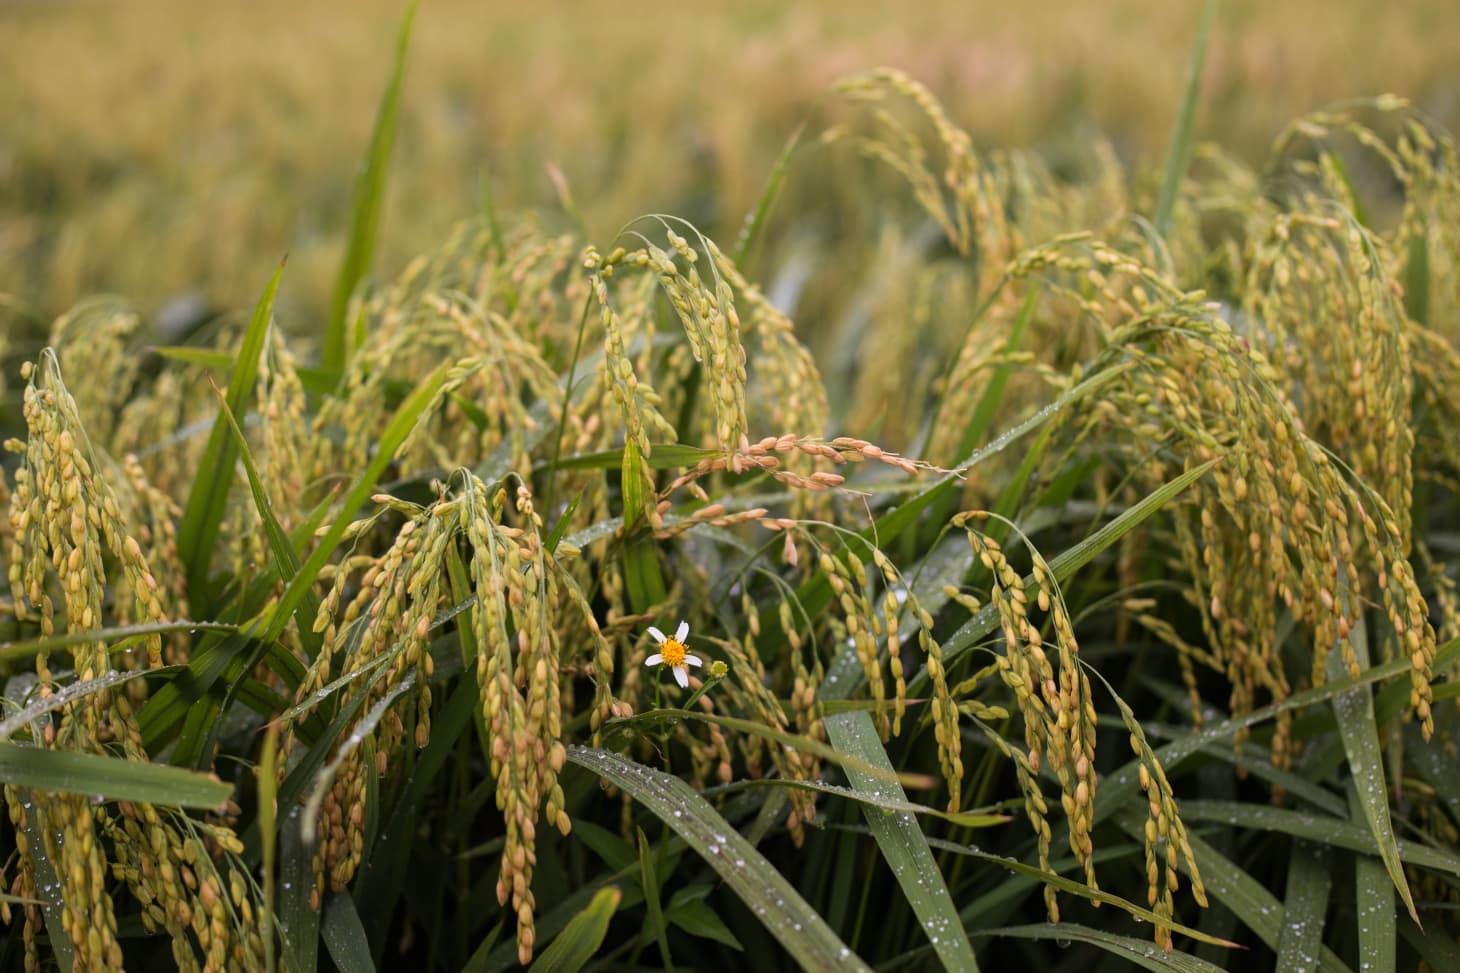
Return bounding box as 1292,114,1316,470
0,742,231,808
1153,0,1217,237
324,0,417,373
528,886,622,973
824,710,980,972
1328,616,1419,926
176,261,284,606
567,746,870,972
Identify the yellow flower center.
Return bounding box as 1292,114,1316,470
660,638,687,667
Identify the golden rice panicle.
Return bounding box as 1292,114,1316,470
8,794,92,971
1267,100,1460,313
817,547,890,739
703,239,829,447
26,792,124,972
1237,200,1446,734
49,297,143,450
866,546,963,809
722,607,819,839
4,352,267,969
644,225,749,458
302,223,580,489
1112,692,1208,953
310,286,561,486
582,247,676,526
1244,209,1414,543
660,435,928,512
297,472,584,964
7,352,170,686
830,71,1126,307
1007,233,1439,745
461,477,569,965
256,329,312,525
295,491,457,900
831,68,988,262
107,804,261,972
1268,99,1460,496
953,513,1102,890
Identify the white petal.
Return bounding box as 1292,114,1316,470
684,654,703,668
673,665,690,688
645,653,664,667
675,620,690,642
647,626,666,644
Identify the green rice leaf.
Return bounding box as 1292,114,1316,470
1275,842,1331,973
176,260,283,606
976,923,1228,973
322,892,377,973
666,885,744,950
528,887,622,973
709,775,1009,829
733,125,803,268
0,620,236,666
824,710,980,972
278,804,320,973
637,827,675,968
461,926,503,973
620,434,647,528
259,722,281,973
1174,800,1460,872
0,669,159,740
1349,758,1396,973
920,832,1237,947
1400,919,1460,972
604,709,932,790
571,819,637,873
210,378,321,660
0,741,231,808
324,0,417,373
1153,0,1217,237
1328,613,1418,925
566,746,870,972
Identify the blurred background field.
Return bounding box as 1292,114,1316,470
3,0,1458,335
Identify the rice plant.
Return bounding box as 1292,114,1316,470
2,5,1458,972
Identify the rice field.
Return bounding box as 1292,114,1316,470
2,2,1459,971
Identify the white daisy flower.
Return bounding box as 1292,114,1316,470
644,620,701,689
